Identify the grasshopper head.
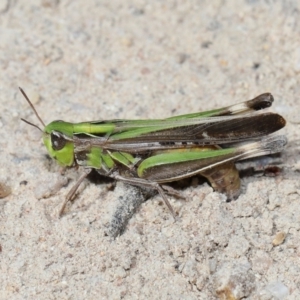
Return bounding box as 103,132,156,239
20,88,75,167
43,121,75,167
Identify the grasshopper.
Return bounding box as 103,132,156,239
20,88,286,217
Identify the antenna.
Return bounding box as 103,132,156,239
20,118,43,133
19,87,46,128
19,87,46,132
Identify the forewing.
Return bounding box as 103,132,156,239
107,112,285,143
73,94,285,153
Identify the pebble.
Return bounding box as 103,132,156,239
272,232,286,246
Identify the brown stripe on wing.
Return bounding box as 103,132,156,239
107,113,285,145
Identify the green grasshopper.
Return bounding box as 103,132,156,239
20,88,287,217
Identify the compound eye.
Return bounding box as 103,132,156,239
51,132,66,151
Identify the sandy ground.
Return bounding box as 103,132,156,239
1,1,300,299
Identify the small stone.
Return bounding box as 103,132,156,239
272,232,286,246
0,182,11,198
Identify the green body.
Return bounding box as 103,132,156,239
39,93,286,200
